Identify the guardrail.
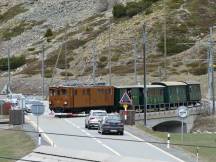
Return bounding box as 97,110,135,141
135,103,208,121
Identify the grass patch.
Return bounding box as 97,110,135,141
0,20,44,40
112,65,134,75
0,4,28,23
186,62,208,75
0,55,26,71
0,128,36,162
78,13,104,25
60,71,74,77
136,122,216,162
21,58,39,76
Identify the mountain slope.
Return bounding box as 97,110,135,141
0,0,216,95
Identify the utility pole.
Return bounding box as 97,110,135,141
64,25,68,83
209,26,215,114
41,45,45,100
142,24,147,126
7,47,11,94
158,66,162,81
132,37,138,85
108,20,112,86
163,0,167,81
92,40,97,85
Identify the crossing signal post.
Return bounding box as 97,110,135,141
119,92,132,122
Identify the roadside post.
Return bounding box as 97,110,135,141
119,92,132,123
177,106,188,144
31,102,45,146
167,133,170,149
123,104,128,120
196,146,199,162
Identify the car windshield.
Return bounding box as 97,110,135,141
92,112,107,116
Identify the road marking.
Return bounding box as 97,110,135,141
125,131,185,162
25,116,56,147
64,119,121,157
102,144,121,157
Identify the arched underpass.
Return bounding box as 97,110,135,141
152,121,187,133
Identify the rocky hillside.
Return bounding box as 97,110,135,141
0,0,216,95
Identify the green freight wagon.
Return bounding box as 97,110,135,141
114,85,143,109
183,81,201,104
152,82,187,105
114,85,165,111
147,85,165,106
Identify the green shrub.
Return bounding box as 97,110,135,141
126,2,142,17
112,4,126,18
85,26,93,32
157,35,194,56
44,28,53,37
28,48,35,51
113,0,159,18
111,54,120,62
44,69,52,78
0,55,26,71
60,71,74,76
99,56,107,62
138,0,152,10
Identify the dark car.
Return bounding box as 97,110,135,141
98,114,124,135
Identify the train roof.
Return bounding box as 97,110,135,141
115,85,164,88
152,81,187,86
49,85,114,88
182,81,200,85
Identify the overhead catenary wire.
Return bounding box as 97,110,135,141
1,128,216,149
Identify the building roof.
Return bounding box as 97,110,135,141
152,81,187,86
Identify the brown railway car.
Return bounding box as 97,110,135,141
49,86,115,113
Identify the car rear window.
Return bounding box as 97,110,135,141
93,112,107,116
106,115,121,121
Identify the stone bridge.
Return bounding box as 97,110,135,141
135,102,209,133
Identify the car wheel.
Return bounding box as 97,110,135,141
87,125,91,130
85,124,87,128
101,130,105,135
119,131,124,135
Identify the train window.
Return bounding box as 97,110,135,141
74,90,77,96
160,89,163,96
189,86,192,92
57,89,60,96
108,89,111,94
97,89,99,94
87,89,90,95
49,89,55,96
61,89,67,96
105,89,108,94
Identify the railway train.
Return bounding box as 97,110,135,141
49,81,201,113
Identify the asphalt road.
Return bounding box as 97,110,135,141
26,113,185,162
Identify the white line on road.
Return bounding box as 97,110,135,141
101,144,121,157
125,131,185,162
64,119,121,157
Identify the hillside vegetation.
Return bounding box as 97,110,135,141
0,0,216,95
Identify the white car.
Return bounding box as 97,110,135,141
85,110,107,129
